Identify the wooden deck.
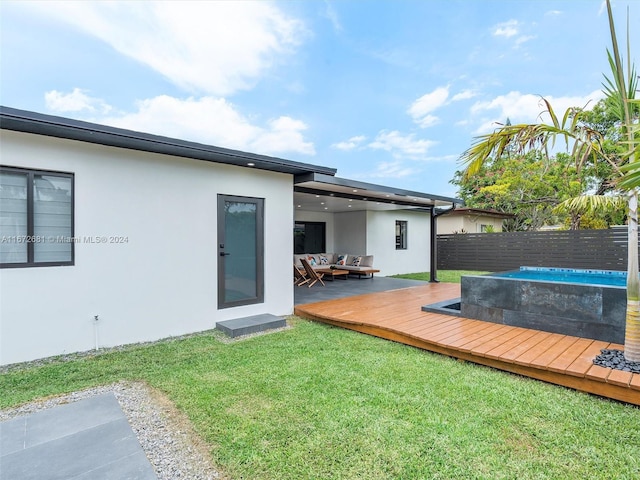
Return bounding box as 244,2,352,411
294,283,640,406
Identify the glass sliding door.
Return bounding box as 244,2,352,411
217,195,264,308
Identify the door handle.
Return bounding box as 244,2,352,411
220,252,231,256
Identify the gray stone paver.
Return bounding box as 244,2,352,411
0,393,157,480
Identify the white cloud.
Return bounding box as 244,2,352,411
368,130,436,159
493,20,519,38
469,89,605,134
45,88,112,114
515,35,536,47
408,86,449,128
451,90,477,102
96,94,314,156
21,1,306,96
251,116,315,155
332,135,366,151
323,1,343,32
366,161,420,179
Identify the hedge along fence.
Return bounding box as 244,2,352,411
437,228,630,272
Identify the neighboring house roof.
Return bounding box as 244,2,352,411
444,207,514,219
0,106,336,177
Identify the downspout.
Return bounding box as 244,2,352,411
430,203,458,282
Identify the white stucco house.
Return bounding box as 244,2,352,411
0,106,461,365
436,207,513,234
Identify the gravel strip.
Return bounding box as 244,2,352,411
0,381,223,480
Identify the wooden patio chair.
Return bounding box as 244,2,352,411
294,264,310,286
300,258,325,287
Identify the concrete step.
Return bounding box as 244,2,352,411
215,314,286,338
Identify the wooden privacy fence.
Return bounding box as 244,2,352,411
437,228,630,272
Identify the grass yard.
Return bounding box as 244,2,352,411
393,270,490,283
1,318,638,479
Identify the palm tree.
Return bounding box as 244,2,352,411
459,0,640,361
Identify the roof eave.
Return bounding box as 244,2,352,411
0,106,337,177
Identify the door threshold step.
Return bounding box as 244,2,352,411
216,314,286,338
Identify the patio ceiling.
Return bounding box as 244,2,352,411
294,173,462,213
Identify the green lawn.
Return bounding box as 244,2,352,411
393,269,490,283
1,319,638,479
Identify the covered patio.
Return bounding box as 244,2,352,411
294,279,640,405
293,173,462,280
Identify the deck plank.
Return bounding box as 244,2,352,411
294,283,640,405
528,336,581,369
546,338,594,374
606,368,633,388
565,341,611,378
513,333,566,366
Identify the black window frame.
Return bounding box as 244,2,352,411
293,221,326,254
396,220,408,250
0,165,75,268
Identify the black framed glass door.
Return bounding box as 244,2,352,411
217,195,264,308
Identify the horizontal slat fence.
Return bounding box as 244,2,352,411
437,228,630,272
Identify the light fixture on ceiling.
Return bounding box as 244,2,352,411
247,162,255,167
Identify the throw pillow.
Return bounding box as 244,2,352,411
319,255,329,265
336,254,347,266
307,255,317,266
351,256,362,266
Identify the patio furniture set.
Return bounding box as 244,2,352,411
294,253,380,287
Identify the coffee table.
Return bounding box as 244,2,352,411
315,268,349,280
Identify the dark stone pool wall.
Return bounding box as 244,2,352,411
460,275,626,344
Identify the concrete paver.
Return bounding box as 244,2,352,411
0,393,157,480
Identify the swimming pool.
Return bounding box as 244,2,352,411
492,267,627,287
459,267,626,343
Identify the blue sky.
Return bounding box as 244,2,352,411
1,1,638,197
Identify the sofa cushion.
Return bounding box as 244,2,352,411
341,265,375,272
321,253,336,264
360,255,374,267
306,255,318,266
319,254,330,265
351,256,362,266
336,254,347,266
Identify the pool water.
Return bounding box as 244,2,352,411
492,267,627,287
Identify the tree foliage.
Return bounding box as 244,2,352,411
452,97,632,230
451,150,623,230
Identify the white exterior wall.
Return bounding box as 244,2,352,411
0,130,293,365
437,215,465,234
365,210,431,276
334,211,367,254
294,211,335,253
437,214,504,234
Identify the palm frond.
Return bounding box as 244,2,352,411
554,194,626,215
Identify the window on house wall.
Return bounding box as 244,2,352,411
0,166,74,267
395,220,407,250
294,221,326,254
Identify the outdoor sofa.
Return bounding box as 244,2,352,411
294,253,379,278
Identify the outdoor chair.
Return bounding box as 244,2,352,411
300,258,325,287
294,264,310,286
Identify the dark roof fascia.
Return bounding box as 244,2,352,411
0,106,337,177
294,172,463,205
